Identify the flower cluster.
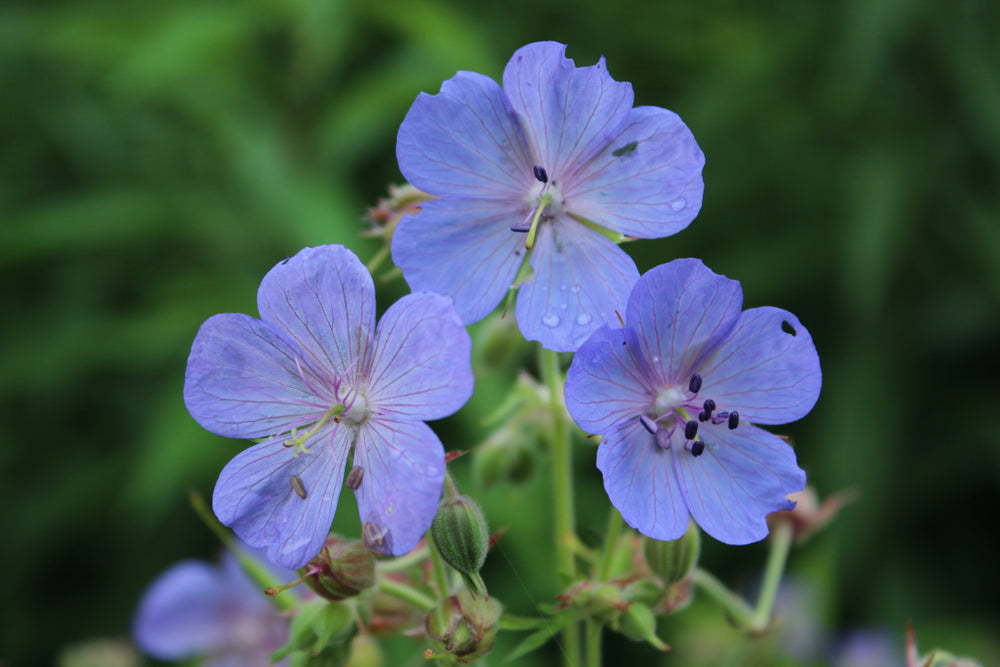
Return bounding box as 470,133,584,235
149,40,835,667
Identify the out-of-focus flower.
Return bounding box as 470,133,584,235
565,259,821,544
133,552,288,667
393,41,704,352
184,244,474,568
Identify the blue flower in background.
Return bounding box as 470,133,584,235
565,259,821,544
184,245,474,568
394,41,705,352
133,551,289,666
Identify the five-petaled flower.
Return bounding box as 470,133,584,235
184,245,474,569
394,41,705,352
564,259,821,544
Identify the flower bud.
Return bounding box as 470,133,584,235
643,520,700,587
431,495,489,597
424,590,501,664
278,598,355,662
298,536,376,602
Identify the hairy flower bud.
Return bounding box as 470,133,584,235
431,495,489,597
298,536,376,601
424,590,501,664
644,520,700,587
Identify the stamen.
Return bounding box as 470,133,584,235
703,399,716,413
533,165,548,183
291,475,307,499
688,374,703,393
684,420,699,440
728,411,740,430
283,402,347,454
639,415,658,434
346,465,364,490
691,441,705,457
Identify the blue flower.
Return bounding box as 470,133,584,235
133,551,290,666
393,41,704,352
564,259,821,544
184,245,474,568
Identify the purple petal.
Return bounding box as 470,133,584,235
212,427,352,569
596,418,691,541
502,42,634,176
567,105,705,238
626,259,742,383
516,221,638,352
133,560,280,661
397,71,532,198
133,561,240,659
256,245,375,381
352,418,445,556
367,293,473,421
698,307,822,425
184,313,326,439
565,324,654,434
673,423,805,544
391,196,524,325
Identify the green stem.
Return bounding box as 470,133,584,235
377,576,436,613
365,243,391,275
539,347,580,667
428,535,452,599
750,519,793,631
188,489,297,611
375,545,430,573
692,567,756,629
585,617,603,667
596,508,625,582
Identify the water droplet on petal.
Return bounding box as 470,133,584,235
670,197,687,212
570,285,580,294
576,313,592,326
542,313,560,327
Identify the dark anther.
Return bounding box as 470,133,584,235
688,374,703,393
346,465,364,490
728,411,740,430
639,415,658,434
703,399,716,413
715,411,729,424
533,165,549,183
698,410,711,422
291,475,307,499
691,441,705,457
684,420,699,440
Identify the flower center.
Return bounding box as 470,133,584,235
639,373,741,457
510,164,565,249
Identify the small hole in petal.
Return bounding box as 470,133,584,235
781,320,797,336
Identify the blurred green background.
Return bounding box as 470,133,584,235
2,0,999,665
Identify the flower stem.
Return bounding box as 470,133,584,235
585,617,603,667
750,519,793,632
377,576,436,613
596,508,625,582
539,347,581,667
188,489,297,611
428,534,452,599
692,567,756,629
